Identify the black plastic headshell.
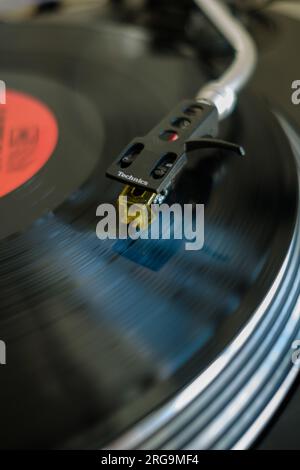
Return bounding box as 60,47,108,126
106,99,245,196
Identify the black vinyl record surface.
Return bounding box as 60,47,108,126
0,20,299,449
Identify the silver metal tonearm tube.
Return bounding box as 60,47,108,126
194,0,258,120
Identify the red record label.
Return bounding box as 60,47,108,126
0,90,58,198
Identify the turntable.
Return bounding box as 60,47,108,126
0,0,299,450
